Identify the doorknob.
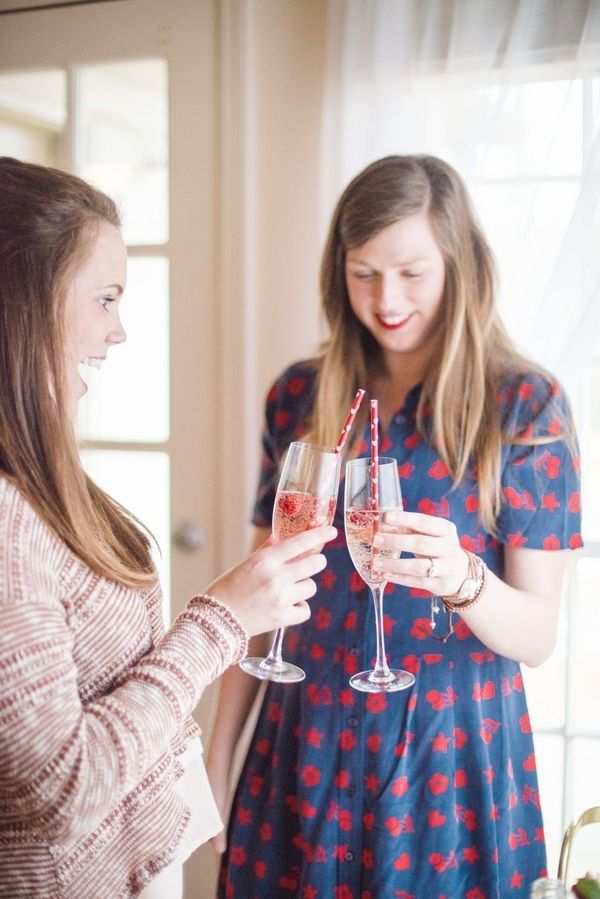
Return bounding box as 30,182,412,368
171,520,205,553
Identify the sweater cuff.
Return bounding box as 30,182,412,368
186,594,249,664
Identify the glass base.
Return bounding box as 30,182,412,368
350,668,415,693
239,656,306,683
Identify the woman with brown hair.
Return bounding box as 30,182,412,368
0,156,336,898
209,155,582,897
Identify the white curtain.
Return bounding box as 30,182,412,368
320,0,600,395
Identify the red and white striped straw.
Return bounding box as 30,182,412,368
334,388,366,454
370,399,379,512
370,399,380,564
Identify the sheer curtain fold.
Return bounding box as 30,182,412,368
321,0,600,392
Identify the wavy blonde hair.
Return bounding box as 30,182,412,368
0,157,155,588
306,155,563,533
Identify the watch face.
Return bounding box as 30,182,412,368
458,577,479,600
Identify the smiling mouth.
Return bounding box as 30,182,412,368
376,313,412,330
80,356,104,370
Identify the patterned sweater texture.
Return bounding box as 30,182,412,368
0,476,248,898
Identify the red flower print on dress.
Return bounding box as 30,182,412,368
274,409,291,429
344,611,357,630
338,809,353,831
431,732,451,752
390,775,409,796
428,772,449,796
508,828,530,849
366,734,383,752
236,807,252,824
253,860,267,879
454,769,468,788
510,871,525,889
286,376,307,396
541,493,560,511
365,693,387,713
543,534,560,550
315,607,332,629
453,727,468,748
385,814,414,836
428,851,458,872
398,461,415,478
394,733,415,757
230,845,247,866
339,730,356,751
393,853,411,871
305,727,325,747
339,688,355,707
479,718,502,744
334,886,353,899
465,888,486,899
428,810,446,827
519,713,531,733
361,849,374,869
455,805,477,831
428,460,450,479
350,571,366,591
522,752,536,771
423,653,443,665
465,494,479,512
267,701,283,722
260,821,272,841
470,650,495,664
362,812,375,830
426,688,459,710
279,874,299,890
320,569,337,590
569,533,583,548
568,492,581,512
333,845,349,861
300,765,321,787
364,773,380,792
507,531,528,547
472,680,496,701
335,770,350,788
249,775,263,797
310,643,326,660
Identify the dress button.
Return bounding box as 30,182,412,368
344,850,354,862
347,715,359,727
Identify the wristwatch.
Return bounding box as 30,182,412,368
441,550,487,612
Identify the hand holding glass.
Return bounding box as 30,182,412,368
344,457,415,692
240,441,341,682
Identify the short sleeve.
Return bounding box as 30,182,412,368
496,373,582,551
252,361,318,527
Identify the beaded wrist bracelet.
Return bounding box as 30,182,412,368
440,550,488,612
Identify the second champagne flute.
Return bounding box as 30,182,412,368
344,456,415,692
240,441,341,683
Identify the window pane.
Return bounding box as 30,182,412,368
523,603,567,731
571,557,600,730
0,68,66,166
76,59,168,245
581,361,600,540
81,449,170,617
76,257,169,443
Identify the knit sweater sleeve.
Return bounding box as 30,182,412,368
0,483,248,845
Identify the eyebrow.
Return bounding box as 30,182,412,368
346,256,428,266
99,283,124,295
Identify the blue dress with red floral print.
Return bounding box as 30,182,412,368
217,360,582,899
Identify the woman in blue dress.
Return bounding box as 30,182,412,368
207,155,582,899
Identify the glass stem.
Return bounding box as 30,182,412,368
260,627,286,672
370,583,393,682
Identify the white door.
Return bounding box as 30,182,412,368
0,1,222,894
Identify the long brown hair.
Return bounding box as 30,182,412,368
0,156,155,587
308,154,561,533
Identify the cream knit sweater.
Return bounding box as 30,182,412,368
0,477,248,898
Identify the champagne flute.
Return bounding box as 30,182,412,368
344,456,415,692
240,441,341,683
